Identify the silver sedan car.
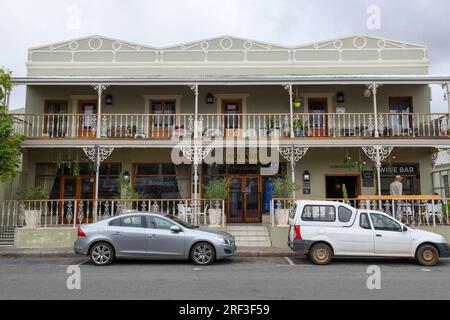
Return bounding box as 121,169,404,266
74,212,236,266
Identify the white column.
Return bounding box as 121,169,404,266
5,90,11,110
94,146,100,221
94,85,106,139
375,148,382,196
288,84,294,138
370,83,380,138
445,83,450,115
291,154,296,198
192,84,199,138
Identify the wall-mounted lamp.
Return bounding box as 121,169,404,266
123,171,130,182
206,93,214,104
336,92,345,103
105,94,113,105
303,170,311,182
364,88,372,98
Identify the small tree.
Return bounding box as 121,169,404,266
0,68,25,182
204,178,227,200
271,178,300,198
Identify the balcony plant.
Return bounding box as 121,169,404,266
293,118,305,137
17,187,49,228
204,178,227,227
272,178,300,226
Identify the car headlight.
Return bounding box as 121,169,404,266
214,236,233,245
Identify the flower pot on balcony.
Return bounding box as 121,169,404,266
208,208,222,227
294,129,305,137
275,208,290,227
24,210,42,228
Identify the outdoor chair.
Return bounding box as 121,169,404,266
425,202,444,224
177,203,193,223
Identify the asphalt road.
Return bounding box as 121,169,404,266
0,256,449,300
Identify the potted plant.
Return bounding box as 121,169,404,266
293,98,302,109
272,178,300,226
204,178,227,227
17,187,49,228
293,118,305,137
116,174,141,213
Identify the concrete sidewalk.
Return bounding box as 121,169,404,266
0,246,295,258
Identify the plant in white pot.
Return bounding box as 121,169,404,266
272,178,300,227
17,187,49,228
204,178,227,227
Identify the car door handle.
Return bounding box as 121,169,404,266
147,234,157,239
376,234,382,237
113,232,122,236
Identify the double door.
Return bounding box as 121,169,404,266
60,176,95,223
227,176,261,223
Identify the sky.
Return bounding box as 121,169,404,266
1,0,450,111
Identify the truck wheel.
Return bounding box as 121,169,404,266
416,244,439,266
309,243,333,265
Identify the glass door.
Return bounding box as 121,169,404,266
308,98,328,136
227,176,261,223
78,100,97,138
150,100,175,138
79,177,95,223
60,176,95,224
228,177,243,223
244,177,260,222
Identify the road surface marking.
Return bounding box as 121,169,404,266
284,257,295,265
421,268,432,272
58,259,90,267
193,267,202,271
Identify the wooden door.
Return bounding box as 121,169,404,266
308,98,328,137
78,100,97,138
222,99,242,138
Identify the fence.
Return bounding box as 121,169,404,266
270,196,450,227
0,198,226,229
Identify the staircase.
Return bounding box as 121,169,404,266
227,225,271,247
0,227,15,247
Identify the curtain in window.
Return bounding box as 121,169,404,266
175,165,190,199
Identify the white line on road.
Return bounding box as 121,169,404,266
58,259,90,267
284,257,295,266
276,264,314,267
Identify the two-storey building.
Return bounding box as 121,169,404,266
4,35,450,233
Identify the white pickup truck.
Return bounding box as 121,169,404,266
287,200,450,266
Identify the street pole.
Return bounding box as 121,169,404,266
94,145,100,221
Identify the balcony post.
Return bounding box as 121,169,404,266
284,84,295,138
367,83,381,137
93,84,108,139
445,83,450,116
190,84,199,139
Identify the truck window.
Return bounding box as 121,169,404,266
369,213,402,232
338,206,353,222
360,213,372,229
302,205,336,222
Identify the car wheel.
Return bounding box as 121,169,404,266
190,242,216,265
309,243,333,265
90,242,114,266
416,244,439,266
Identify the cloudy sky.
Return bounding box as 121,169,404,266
1,0,450,111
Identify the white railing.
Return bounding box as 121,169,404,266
270,196,450,227
0,198,226,229
379,113,449,137
12,112,450,139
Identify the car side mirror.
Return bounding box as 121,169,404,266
402,226,408,232
170,225,182,233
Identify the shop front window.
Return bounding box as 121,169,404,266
133,164,190,199
380,163,420,195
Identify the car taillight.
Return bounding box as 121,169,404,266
294,225,302,240
77,227,86,237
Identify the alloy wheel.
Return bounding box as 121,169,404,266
91,244,112,265
193,244,213,265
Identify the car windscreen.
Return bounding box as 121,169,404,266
165,215,198,229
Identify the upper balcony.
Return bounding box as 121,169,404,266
12,111,450,141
